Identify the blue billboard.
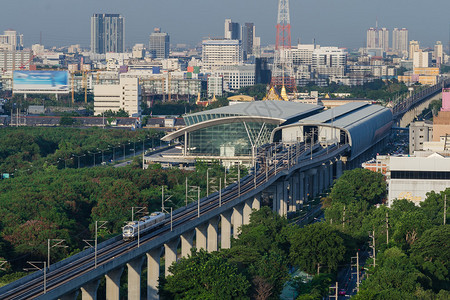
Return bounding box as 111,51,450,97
13,70,69,94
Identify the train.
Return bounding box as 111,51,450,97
122,212,166,241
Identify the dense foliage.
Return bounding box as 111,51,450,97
323,168,450,299
297,79,409,102
0,127,162,174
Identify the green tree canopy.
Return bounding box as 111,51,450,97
161,249,250,299
289,223,347,274
329,168,386,205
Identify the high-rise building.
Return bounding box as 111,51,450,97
202,39,242,70
378,28,389,52
149,28,170,59
413,50,431,68
224,19,240,40
434,41,444,66
392,28,408,57
0,30,23,51
409,40,420,60
91,14,125,54
242,23,254,60
366,27,389,51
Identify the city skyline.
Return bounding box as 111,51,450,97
1,0,449,50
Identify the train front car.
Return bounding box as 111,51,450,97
123,221,138,241
122,212,166,241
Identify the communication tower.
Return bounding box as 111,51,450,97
271,0,296,95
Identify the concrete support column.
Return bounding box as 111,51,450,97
336,159,343,179
147,248,161,300
127,257,145,300
292,173,299,212
329,162,334,186
252,193,261,210
58,291,79,300
164,239,179,277
323,164,329,190
180,230,195,257
105,267,124,300
318,165,325,193
220,210,232,249
282,180,289,216
195,223,207,250
81,280,100,300
243,198,253,225
313,170,319,197
207,217,219,252
233,204,243,238
299,172,305,206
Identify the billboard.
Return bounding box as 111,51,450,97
13,70,69,94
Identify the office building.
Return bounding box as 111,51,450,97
409,40,420,60
312,47,347,77
293,43,319,66
242,23,255,60
210,65,255,92
392,28,408,56
149,28,170,59
202,39,242,70
224,19,240,40
0,30,23,51
409,121,433,154
0,49,32,71
91,13,125,54
94,77,141,117
413,50,431,68
388,153,450,206
434,41,444,66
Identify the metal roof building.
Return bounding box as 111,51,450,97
272,102,393,160
161,101,323,166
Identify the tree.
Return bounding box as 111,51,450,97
230,207,291,262
329,168,386,206
410,225,450,291
354,247,427,300
249,250,290,299
161,249,250,299
289,223,346,274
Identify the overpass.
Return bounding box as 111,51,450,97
1,141,351,300
0,103,392,300
392,76,450,127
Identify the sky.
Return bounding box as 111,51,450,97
1,0,449,50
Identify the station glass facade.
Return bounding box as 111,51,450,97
188,121,276,157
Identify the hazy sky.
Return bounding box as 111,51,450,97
1,0,449,50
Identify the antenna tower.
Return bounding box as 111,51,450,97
271,0,295,93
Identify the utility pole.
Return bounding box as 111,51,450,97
444,195,447,225
343,205,346,229
142,139,145,170
185,177,188,206
197,187,200,218
238,165,241,196
219,178,222,207
386,212,389,244
351,252,360,292
206,168,209,197
369,229,376,268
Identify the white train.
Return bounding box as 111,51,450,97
123,212,166,241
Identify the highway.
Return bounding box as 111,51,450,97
1,141,348,299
